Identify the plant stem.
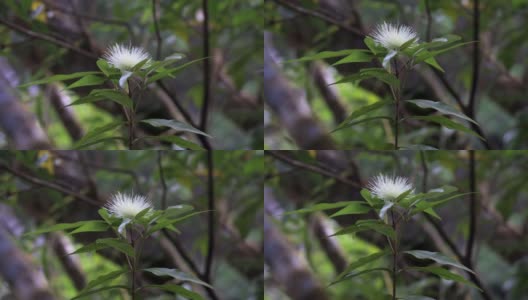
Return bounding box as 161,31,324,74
128,109,135,150
390,208,398,300
391,60,401,150
131,236,136,300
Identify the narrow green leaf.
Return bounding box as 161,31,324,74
72,121,125,149
332,116,392,133
406,100,477,124
96,238,135,258
330,268,390,286
96,59,118,77
143,268,213,288
69,221,109,234
333,250,388,284
329,202,371,217
425,56,444,72
404,250,474,273
147,57,207,83
410,266,481,291
332,50,373,66
145,284,204,300
287,49,360,63
399,144,438,150
364,36,385,55
138,135,204,150
69,243,109,255
333,100,393,131
83,270,128,291
331,220,395,238
284,202,354,215
18,71,101,88
141,119,211,137
90,89,133,109
24,222,86,236
73,137,124,150
411,115,484,140
71,285,128,300
66,75,106,89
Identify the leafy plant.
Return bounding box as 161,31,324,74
291,23,482,149
24,193,210,300
287,174,480,299
19,47,209,150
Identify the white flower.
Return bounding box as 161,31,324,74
103,44,151,71
105,192,152,219
367,174,413,201
371,22,418,50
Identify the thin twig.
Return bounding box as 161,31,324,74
152,0,162,60
199,0,211,132
425,0,432,42
203,151,215,282
465,150,477,266
0,18,97,59
266,151,361,188
272,0,364,36
157,151,167,210
0,163,100,207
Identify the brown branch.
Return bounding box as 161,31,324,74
272,0,364,36
0,18,98,59
0,163,100,207
199,0,211,132
266,151,361,188
152,0,162,60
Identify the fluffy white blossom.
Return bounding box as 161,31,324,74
105,192,152,219
103,44,151,71
367,174,413,201
371,22,418,50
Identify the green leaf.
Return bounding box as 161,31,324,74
143,268,213,288
404,250,474,273
399,37,419,51
400,296,436,300
72,121,125,149
69,221,110,234
332,50,373,65
66,75,106,89
364,36,385,55
96,238,135,258
329,202,371,217
330,268,390,286
332,116,392,133
331,220,395,238
147,57,207,83
361,189,383,207
141,119,211,137
71,285,128,300
406,100,477,124
132,58,151,72
333,100,393,132
410,115,484,140
399,144,438,150
69,243,109,255
89,89,133,109
410,266,481,291
424,56,444,72
164,205,195,218
145,284,204,300
138,135,204,150
73,137,124,149
332,68,400,87
284,202,353,215
18,72,102,88
24,222,87,236
333,250,388,284
287,49,361,63
97,59,118,77
147,211,206,235
83,270,128,291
